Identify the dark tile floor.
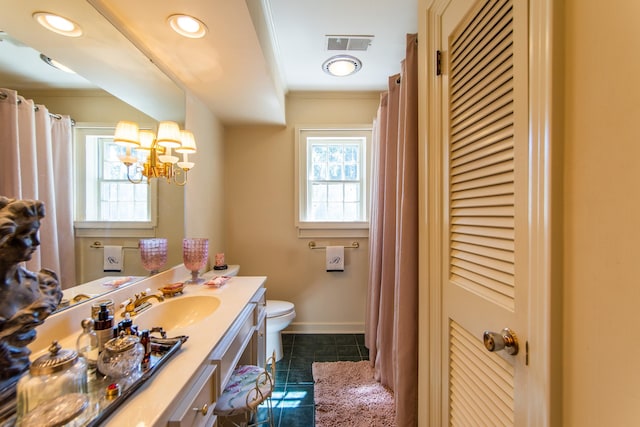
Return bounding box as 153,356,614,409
269,333,369,427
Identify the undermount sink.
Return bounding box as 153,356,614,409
134,295,221,331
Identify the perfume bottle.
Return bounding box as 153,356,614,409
94,303,114,353
139,329,151,370
76,318,99,381
117,312,137,336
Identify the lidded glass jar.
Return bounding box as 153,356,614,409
97,332,144,378
16,341,88,423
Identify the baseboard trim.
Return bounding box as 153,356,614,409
284,322,365,334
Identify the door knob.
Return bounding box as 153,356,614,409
483,328,519,355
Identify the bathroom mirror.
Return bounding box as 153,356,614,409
0,1,186,313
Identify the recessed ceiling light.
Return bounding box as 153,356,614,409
322,55,362,77
33,12,82,37
167,14,207,39
40,54,76,74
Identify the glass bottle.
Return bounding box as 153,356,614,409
76,318,99,381
117,312,137,336
94,303,114,352
139,329,151,370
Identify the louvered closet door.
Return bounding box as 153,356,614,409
440,0,530,425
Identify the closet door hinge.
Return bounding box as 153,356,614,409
436,50,442,76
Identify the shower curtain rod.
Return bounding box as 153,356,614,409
0,90,75,124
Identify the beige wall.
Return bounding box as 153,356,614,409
19,89,155,124
22,89,185,285
562,1,640,425
224,92,380,332
184,91,226,269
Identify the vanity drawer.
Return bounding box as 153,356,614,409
167,364,217,427
209,304,255,394
252,287,266,325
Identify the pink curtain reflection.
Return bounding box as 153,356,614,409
0,88,76,287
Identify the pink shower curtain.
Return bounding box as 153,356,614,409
366,33,418,426
0,88,76,288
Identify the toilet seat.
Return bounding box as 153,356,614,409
266,300,295,318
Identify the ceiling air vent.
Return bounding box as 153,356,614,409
326,35,373,52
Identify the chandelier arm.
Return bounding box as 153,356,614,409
125,163,144,184
173,167,188,186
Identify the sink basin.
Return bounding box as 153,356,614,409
134,295,221,331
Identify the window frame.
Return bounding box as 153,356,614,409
73,122,158,237
295,125,371,238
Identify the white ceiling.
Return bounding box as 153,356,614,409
0,0,417,125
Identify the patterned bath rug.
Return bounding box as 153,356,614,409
312,360,395,427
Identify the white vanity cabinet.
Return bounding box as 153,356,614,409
167,364,218,427
253,288,267,367
23,267,267,427
209,286,267,396
165,282,267,427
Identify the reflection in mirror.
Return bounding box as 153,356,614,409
0,2,186,314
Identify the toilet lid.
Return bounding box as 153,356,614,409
266,300,295,317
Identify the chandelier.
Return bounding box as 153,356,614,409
114,120,196,186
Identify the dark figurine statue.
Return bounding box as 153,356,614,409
0,197,62,407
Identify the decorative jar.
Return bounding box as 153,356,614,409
16,341,88,424
97,332,144,378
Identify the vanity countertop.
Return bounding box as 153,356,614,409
29,266,265,426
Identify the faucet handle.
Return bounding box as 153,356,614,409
120,298,132,308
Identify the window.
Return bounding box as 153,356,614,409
74,124,157,235
295,126,371,238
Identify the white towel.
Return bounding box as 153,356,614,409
103,245,123,272
326,246,344,272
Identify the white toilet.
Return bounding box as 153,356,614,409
265,300,296,361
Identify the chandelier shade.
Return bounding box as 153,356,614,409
115,120,196,186
156,121,182,148
114,121,140,147
176,130,197,153
138,130,156,150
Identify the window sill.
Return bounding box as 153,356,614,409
296,222,369,238
74,221,156,238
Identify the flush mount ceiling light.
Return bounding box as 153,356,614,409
40,54,76,74
167,14,207,38
33,12,82,37
322,54,362,77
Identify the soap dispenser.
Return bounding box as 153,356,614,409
94,303,114,352
76,318,99,381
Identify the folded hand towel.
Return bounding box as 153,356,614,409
103,246,123,272
326,246,344,272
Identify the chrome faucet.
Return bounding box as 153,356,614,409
120,291,164,317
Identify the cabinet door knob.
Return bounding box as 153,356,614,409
192,403,208,416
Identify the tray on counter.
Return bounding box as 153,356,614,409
84,335,187,427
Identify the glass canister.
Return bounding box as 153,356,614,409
16,341,88,424
97,332,144,379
